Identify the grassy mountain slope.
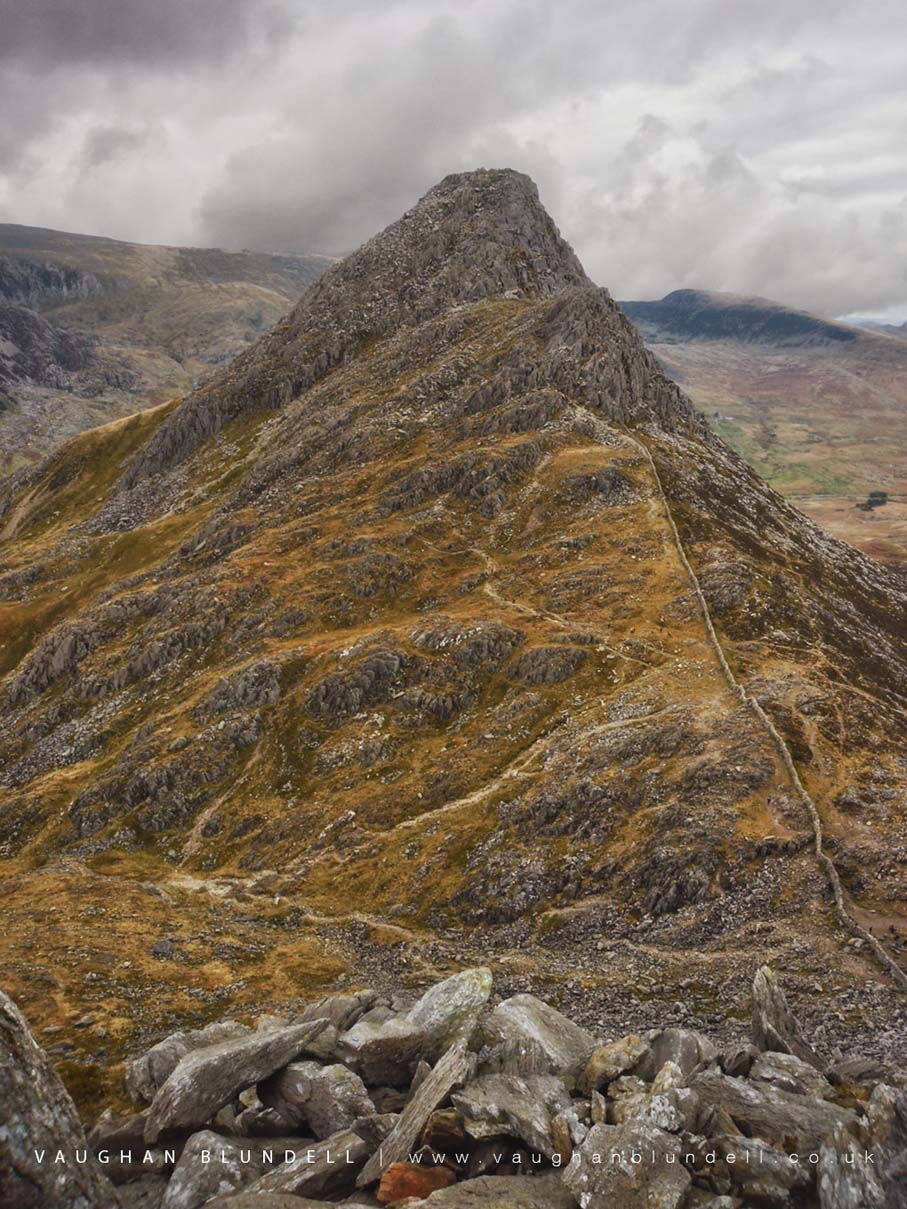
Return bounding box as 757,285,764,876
1,173,906,1117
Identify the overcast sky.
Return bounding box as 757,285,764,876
1,0,905,319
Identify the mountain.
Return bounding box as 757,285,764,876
0,223,333,472
1,170,906,1120
621,289,907,563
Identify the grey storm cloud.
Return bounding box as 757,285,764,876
0,0,906,318
0,0,293,67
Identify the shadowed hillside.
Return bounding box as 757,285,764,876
0,223,333,473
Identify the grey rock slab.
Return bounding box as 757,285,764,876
296,989,378,1032
691,1068,856,1153
0,987,120,1209
635,1027,718,1080
417,1172,578,1207
337,1016,427,1087
357,1038,472,1187
564,1121,690,1209
751,965,822,1068
259,1060,374,1139
818,1121,887,1209
452,1072,571,1158
483,994,596,1078
144,1018,329,1142
161,1130,268,1209
126,1021,251,1104
609,1087,698,1132
863,1083,907,1209
242,1117,396,1198
712,1132,813,1203
750,1050,835,1099
405,968,492,1060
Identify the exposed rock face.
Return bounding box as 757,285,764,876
126,1021,252,1104
0,302,95,391
565,1120,691,1209
0,988,119,1209
483,995,596,1078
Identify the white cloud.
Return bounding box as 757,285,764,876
0,0,905,315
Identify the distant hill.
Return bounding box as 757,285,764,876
619,289,907,563
0,223,333,472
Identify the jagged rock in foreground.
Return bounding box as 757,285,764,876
5,967,907,1208
0,987,119,1209
3,167,907,1117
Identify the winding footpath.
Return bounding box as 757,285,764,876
624,425,907,993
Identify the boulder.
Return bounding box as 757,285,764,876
452,1073,571,1158
711,1133,813,1204
405,968,492,1059
564,1121,690,1209
296,989,378,1032
376,1162,456,1202
691,1068,856,1153
818,1121,887,1209
635,1028,718,1079
242,1117,397,1198
144,1018,329,1142
609,1087,698,1132
337,1017,427,1087
751,965,822,1068
866,1083,907,1206
358,1039,472,1187
258,1061,374,1138
160,1131,268,1209
750,1050,835,1099
483,994,596,1078
126,1021,250,1104
0,988,120,1209
580,1034,650,1093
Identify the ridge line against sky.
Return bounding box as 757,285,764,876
1,0,905,320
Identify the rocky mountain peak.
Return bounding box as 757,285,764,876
122,169,597,486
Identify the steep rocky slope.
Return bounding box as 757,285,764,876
621,289,907,563
0,224,332,472
1,171,906,1121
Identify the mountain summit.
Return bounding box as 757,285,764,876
1,170,907,1110
123,168,674,486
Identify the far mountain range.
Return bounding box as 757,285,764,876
1,222,904,562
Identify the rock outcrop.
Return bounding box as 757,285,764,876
0,988,119,1209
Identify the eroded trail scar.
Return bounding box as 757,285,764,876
624,425,907,993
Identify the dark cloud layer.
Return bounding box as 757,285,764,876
1,0,905,318
0,0,292,66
